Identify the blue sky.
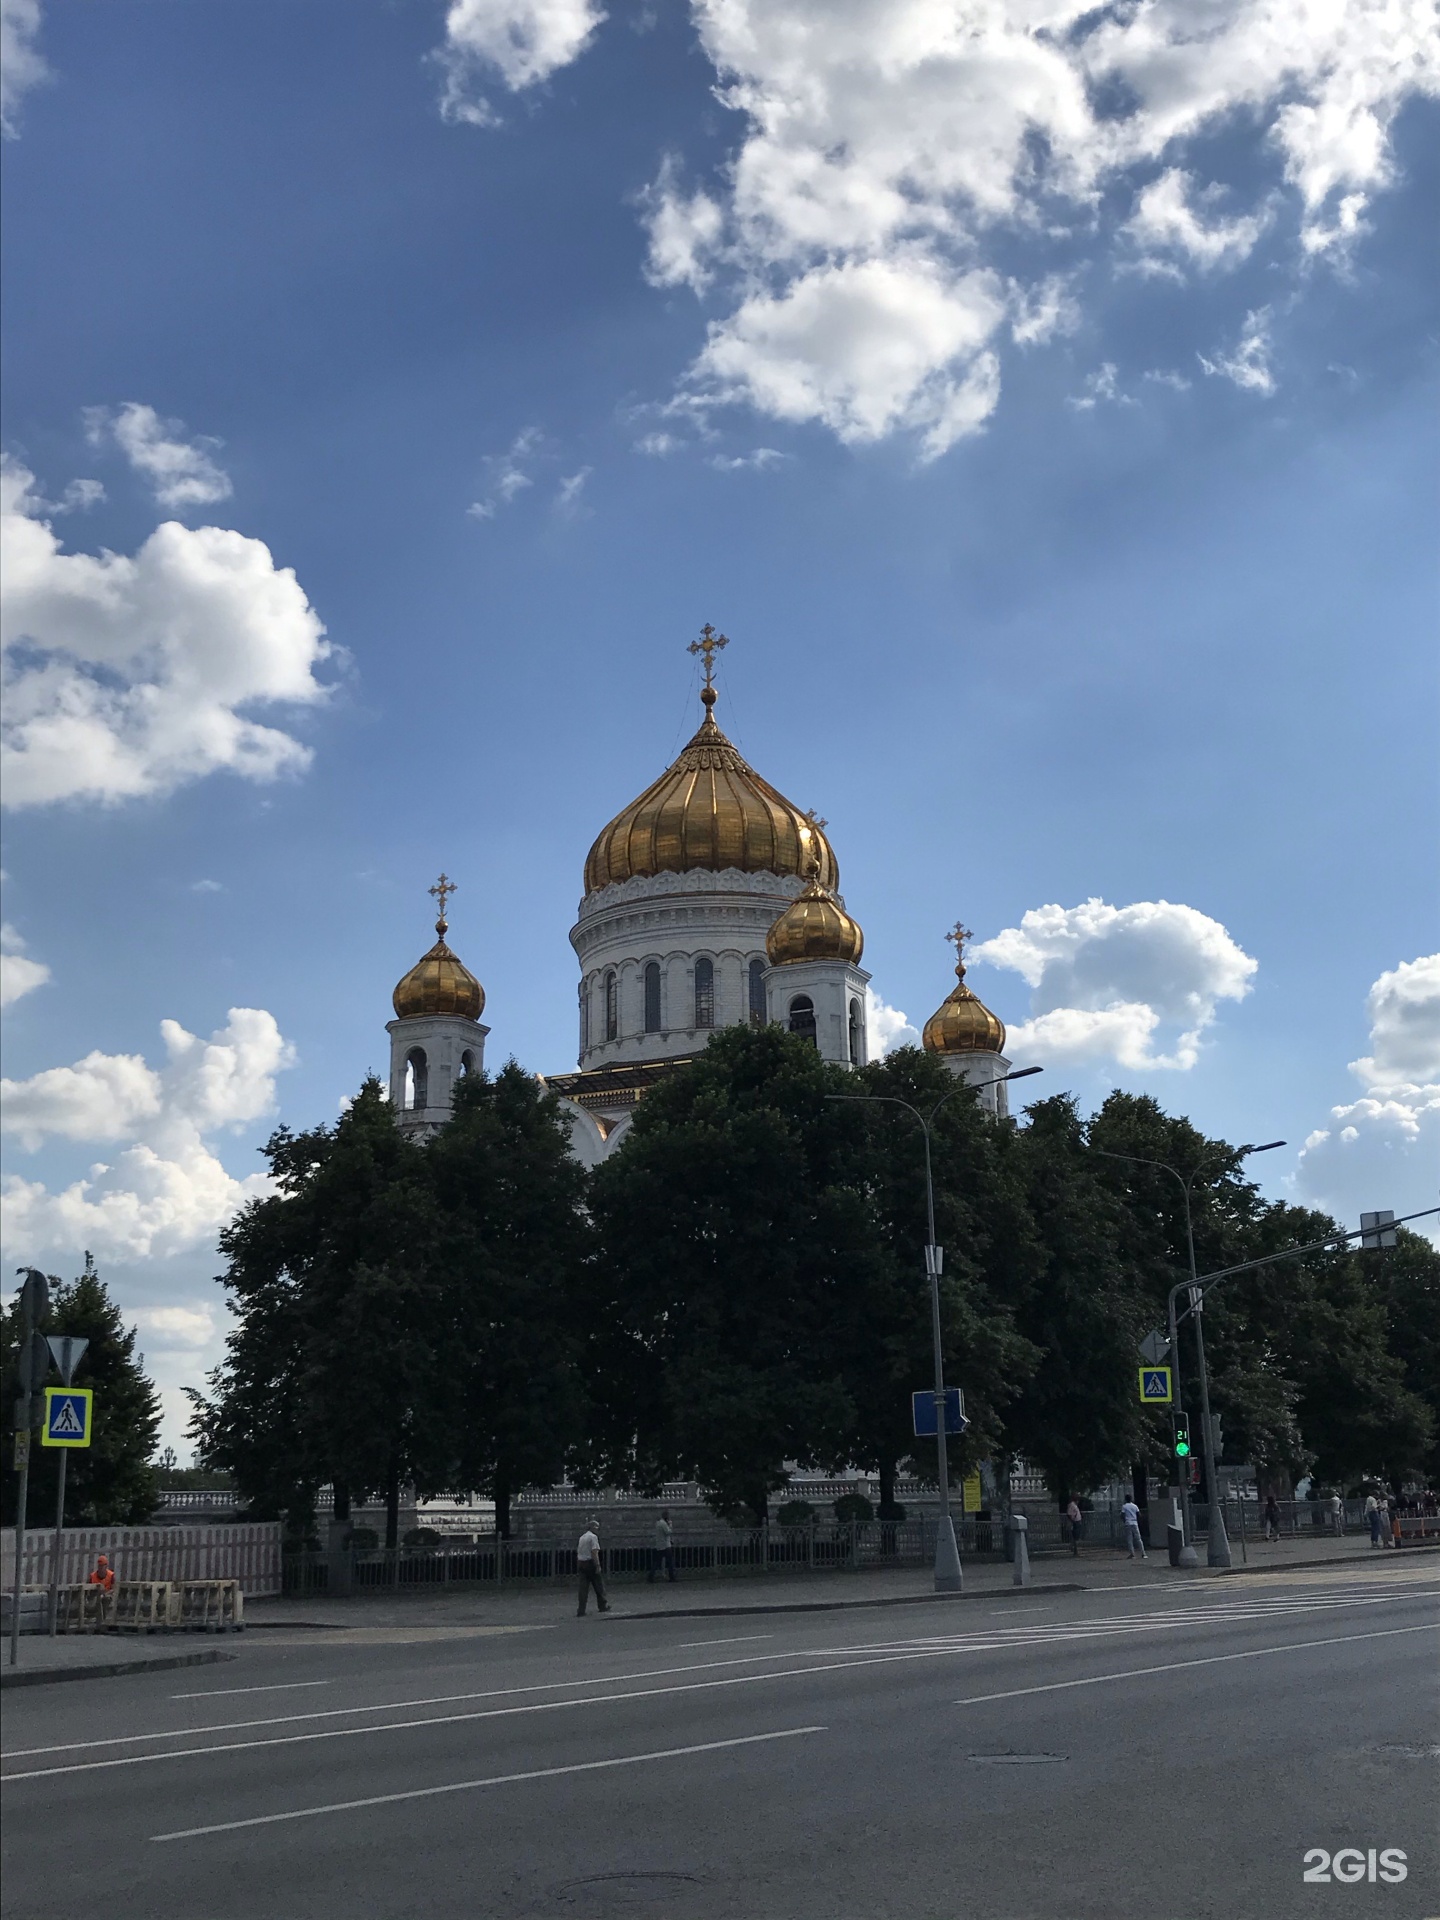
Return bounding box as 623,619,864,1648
2,0,1436,1451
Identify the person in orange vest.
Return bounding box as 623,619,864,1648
88,1554,115,1593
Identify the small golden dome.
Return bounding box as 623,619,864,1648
583,676,838,896
393,875,484,1021
766,863,864,968
922,925,1005,1056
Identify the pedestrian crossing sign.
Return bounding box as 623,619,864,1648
1138,1367,1173,1406
42,1387,93,1448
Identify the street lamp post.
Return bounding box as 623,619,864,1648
828,1065,1042,1593
1096,1140,1284,1569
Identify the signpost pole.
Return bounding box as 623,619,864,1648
45,1337,88,1636
9,1270,50,1668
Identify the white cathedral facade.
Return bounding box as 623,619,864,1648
386,632,1012,1161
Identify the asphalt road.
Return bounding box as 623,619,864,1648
3,1564,1436,1920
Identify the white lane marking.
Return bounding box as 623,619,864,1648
677,1634,777,1648
953,1622,1440,1709
170,1681,334,1700
8,1582,1433,1760
150,1726,828,1842
1,1648,840,1759
0,1645,1013,1781
985,1606,1057,1616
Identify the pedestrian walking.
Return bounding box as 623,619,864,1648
1365,1492,1382,1548
1121,1497,1147,1560
648,1508,677,1584
1390,1504,1403,1550
1263,1495,1281,1543
576,1517,609,1615
1066,1498,1083,1556
1330,1491,1344,1534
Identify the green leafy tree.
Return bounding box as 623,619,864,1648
584,1025,865,1522
1,1264,162,1526
998,1095,1154,1501
194,1079,444,1545
1377,1229,1440,1485
823,1046,1038,1513
423,1063,592,1537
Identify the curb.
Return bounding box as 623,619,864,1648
0,1648,236,1690
596,1582,1085,1622
1213,1543,1440,1577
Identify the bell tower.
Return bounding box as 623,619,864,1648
387,875,489,1137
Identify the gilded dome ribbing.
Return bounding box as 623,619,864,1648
583,684,838,896
766,864,864,968
393,915,485,1021
922,930,1005,1056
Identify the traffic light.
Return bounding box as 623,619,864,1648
1173,1413,1192,1459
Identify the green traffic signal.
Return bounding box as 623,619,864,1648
1174,1414,1191,1457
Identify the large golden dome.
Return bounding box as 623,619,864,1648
583,682,838,897
393,879,485,1021
766,863,864,968
922,927,1005,1056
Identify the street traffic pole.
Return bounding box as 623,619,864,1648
9,1270,50,1667
1189,1286,1230,1569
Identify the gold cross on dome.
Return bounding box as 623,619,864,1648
429,873,457,925
946,922,973,961
687,623,730,691
803,809,828,834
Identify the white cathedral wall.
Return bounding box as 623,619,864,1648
386,1013,490,1132
764,959,871,1068
936,1049,1013,1117
569,868,805,1070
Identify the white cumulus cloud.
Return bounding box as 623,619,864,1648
0,0,48,139
0,921,50,1007
85,403,232,510
866,987,921,1059
620,0,1437,451
437,0,607,124
1,455,330,807
1295,955,1440,1233
972,897,1257,1071
0,1007,295,1261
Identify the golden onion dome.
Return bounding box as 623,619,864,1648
766,861,864,967
922,926,1005,1056
393,877,484,1021
583,680,838,897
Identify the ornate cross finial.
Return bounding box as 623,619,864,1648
946,921,973,976
803,808,828,834
429,872,457,929
688,623,729,706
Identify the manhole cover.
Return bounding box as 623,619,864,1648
969,1752,1069,1764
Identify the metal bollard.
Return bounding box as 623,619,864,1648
1011,1512,1031,1587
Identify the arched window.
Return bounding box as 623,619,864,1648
460,1049,476,1077
604,971,618,1042
643,961,662,1033
580,981,590,1055
749,956,766,1025
404,1047,428,1110
788,994,816,1046
848,997,863,1066
694,956,715,1029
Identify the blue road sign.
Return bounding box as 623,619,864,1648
1138,1366,1173,1406
912,1388,968,1437
42,1387,93,1448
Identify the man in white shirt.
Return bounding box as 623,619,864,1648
577,1518,609,1614
1121,1498,1147,1560
648,1509,677,1585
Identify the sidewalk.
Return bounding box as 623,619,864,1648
240,1529,1438,1634
1,1638,235,1688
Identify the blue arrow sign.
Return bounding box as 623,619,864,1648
912,1388,968,1437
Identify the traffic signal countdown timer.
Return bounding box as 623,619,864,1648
1173,1413,1191,1459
